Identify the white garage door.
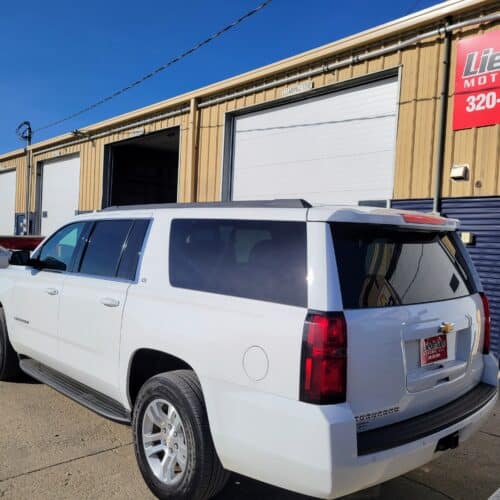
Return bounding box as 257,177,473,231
40,155,81,236
0,169,16,235
230,77,399,205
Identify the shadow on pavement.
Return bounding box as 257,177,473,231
216,473,448,500
4,373,40,384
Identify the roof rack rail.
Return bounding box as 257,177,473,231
102,199,312,211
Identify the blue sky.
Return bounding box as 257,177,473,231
0,0,441,153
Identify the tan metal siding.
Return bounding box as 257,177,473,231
393,35,446,200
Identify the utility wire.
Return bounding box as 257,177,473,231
33,0,273,134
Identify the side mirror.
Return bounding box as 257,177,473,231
28,257,42,269
0,248,11,269
30,256,66,272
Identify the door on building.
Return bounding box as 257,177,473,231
226,75,399,205
0,169,16,235
36,155,81,236
102,127,180,208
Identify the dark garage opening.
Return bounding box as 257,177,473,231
103,127,180,207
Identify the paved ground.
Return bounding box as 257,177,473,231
0,378,498,500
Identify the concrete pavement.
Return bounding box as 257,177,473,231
0,378,498,499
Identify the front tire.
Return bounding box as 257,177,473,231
132,370,229,500
0,307,21,381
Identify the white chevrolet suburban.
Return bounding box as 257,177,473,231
0,200,497,500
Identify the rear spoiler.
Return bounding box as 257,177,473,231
0,236,44,251
308,207,459,231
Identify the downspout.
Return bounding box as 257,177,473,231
24,138,32,235
432,20,452,214
24,148,30,235
25,148,32,234
187,97,200,202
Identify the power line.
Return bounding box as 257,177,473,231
33,0,273,134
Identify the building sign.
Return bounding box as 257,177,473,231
282,80,314,98
453,30,500,131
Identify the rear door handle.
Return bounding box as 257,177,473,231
45,288,59,296
100,297,120,308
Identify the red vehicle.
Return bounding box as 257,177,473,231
0,236,43,251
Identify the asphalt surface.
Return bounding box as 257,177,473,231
0,377,498,500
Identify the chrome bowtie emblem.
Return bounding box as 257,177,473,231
439,322,455,334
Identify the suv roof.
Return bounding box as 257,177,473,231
102,199,313,211
73,200,458,232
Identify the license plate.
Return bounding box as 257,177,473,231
420,334,448,365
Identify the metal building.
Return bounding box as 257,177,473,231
0,0,499,353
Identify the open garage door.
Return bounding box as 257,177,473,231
227,76,399,205
103,127,179,208
36,155,81,236
0,169,16,235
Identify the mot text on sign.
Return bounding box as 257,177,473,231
453,30,500,131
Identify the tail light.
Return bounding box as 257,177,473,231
300,312,347,404
480,292,491,355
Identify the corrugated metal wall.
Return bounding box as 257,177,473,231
444,198,500,358
392,197,500,358
390,199,433,212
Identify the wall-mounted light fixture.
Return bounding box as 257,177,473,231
460,231,475,245
450,164,469,181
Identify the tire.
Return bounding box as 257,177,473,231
0,307,21,381
132,370,230,500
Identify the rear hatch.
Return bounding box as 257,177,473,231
327,212,485,431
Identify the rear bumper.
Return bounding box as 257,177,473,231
206,374,498,499
357,382,497,456
330,386,497,498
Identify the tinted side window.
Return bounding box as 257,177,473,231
169,219,307,306
117,220,150,280
39,222,87,271
79,220,132,278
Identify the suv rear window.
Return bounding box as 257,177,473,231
331,223,474,309
169,219,307,306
